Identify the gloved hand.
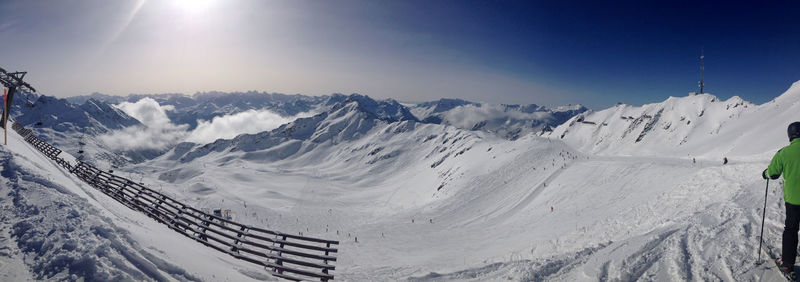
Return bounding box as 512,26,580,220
763,169,769,180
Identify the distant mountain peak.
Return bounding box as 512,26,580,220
330,94,418,123
546,88,774,157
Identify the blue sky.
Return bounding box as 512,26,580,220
1,0,798,109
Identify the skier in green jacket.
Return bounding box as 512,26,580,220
764,122,800,276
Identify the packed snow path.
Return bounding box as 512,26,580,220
3,122,340,281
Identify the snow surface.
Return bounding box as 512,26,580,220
4,81,800,281
128,82,797,280
1,126,274,281
133,136,790,281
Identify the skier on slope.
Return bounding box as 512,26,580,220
763,122,800,277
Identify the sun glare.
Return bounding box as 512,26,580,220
172,0,215,13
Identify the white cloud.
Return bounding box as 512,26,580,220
100,98,314,151
99,98,188,151
115,98,176,126
185,109,315,144
441,104,550,129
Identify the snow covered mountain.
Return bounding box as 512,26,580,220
166,94,445,171
548,81,800,159
7,93,143,166
28,91,585,171
9,81,800,281
115,84,799,281
70,92,586,142
120,82,800,281
12,94,140,135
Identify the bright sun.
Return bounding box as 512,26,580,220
172,0,215,13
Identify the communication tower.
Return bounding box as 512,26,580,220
699,48,705,94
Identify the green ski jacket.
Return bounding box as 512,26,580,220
767,139,800,205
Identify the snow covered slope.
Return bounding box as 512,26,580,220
0,125,273,281
126,124,791,281
6,116,791,281
168,94,420,163
10,81,800,281
144,95,486,214
548,81,800,159
9,93,143,166
13,95,140,134
114,83,799,281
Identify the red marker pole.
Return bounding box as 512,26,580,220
3,88,6,145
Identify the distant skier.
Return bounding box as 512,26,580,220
723,157,728,165
693,157,696,164
763,122,800,277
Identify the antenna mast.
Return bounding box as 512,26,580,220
699,48,705,94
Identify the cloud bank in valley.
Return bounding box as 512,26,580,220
185,109,315,144
99,98,188,150
100,98,313,151
441,104,551,129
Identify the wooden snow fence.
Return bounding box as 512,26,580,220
11,121,339,281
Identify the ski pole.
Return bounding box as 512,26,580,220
758,178,770,264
